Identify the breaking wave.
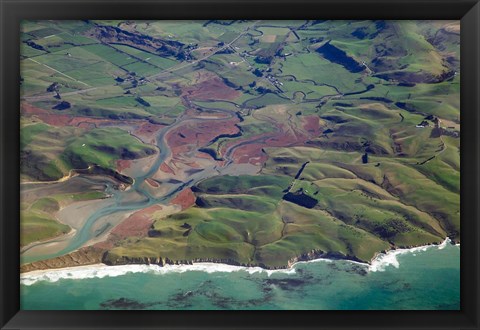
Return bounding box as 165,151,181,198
369,237,455,272
20,262,299,286
20,238,458,285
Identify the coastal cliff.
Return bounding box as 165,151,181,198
100,249,368,270
20,247,364,273
20,246,105,273
21,239,454,274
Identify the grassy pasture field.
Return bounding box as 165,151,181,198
21,211,70,247
21,125,156,181
107,170,437,266
278,53,366,93
111,44,179,69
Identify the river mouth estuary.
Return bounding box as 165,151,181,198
20,19,460,310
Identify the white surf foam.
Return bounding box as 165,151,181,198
368,237,452,272
20,262,301,286
20,238,457,284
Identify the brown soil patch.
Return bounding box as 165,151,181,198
196,152,212,160
68,117,121,128
111,204,162,238
22,102,135,128
439,118,460,131
182,77,240,101
261,34,277,43
91,240,112,251
94,204,163,250
302,115,322,136
42,114,72,126
133,122,164,142
170,188,195,210
166,118,240,162
265,128,308,147
231,143,268,165
160,162,175,174
21,103,49,115
145,178,160,188
221,132,270,165
22,103,72,126
116,159,132,172
225,124,308,165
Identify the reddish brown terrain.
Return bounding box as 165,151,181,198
182,74,240,101
110,204,162,239
133,122,165,144
302,115,323,136
116,159,132,172
220,119,312,165
170,188,196,210
145,178,160,187
22,104,166,143
22,103,136,128
159,162,175,174
94,204,163,250
166,118,240,161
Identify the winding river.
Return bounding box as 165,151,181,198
21,105,247,264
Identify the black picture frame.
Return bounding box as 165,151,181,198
1,0,479,329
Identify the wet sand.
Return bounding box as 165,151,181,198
21,198,113,263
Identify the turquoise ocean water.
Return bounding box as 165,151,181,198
20,241,459,310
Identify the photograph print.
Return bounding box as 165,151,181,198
19,19,460,310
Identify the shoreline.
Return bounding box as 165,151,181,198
20,238,459,285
